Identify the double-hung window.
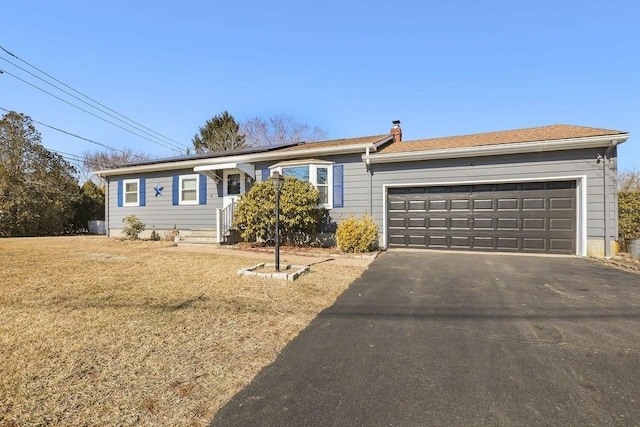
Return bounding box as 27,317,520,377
179,174,199,205
272,160,333,208
123,179,140,206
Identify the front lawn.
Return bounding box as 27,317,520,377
0,236,367,426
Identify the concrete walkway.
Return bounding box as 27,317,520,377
210,251,640,426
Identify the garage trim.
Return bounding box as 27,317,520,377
382,175,587,256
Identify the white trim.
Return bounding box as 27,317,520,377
94,140,389,177
270,162,333,209
194,162,255,179
178,174,199,205
365,135,628,164
123,178,140,206
382,175,587,256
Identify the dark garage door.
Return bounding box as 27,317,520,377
387,181,576,254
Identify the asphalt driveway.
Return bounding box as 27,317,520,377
212,251,640,426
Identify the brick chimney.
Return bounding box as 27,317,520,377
391,120,402,142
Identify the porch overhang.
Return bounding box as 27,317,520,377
193,162,255,181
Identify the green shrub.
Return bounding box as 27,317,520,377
336,214,379,253
233,177,323,245
619,191,640,250
122,215,145,240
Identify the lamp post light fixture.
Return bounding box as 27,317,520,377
271,171,285,272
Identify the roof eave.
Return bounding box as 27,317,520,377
363,134,629,164
94,141,385,177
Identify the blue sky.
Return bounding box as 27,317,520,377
1,0,638,171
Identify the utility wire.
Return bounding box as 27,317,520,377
0,45,189,151
0,55,186,151
0,68,182,152
0,106,125,153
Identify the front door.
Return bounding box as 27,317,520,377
223,170,245,208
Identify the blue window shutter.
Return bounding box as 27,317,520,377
199,175,207,205
117,180,123,207
172,176,179,205
139,178,146,206
261,169,270,182
333,164,344,208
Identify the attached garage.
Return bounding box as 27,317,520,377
387,180,577,254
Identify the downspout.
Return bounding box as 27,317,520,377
602,141,617,258
365,147,372,214
103,175,110,237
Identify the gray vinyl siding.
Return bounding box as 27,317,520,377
369,148,614,242
254,154,372,220
104,147,618,250
107,169,220,233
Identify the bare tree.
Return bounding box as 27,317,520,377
242,114,327,147
82,148,149,184
618,168,640,192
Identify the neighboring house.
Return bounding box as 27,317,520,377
95,122,629,257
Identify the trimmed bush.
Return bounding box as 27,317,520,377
619,191,640,250
122,215,145,240
336,214,379,253
233,177,323,245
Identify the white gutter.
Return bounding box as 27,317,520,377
94,142,384,177
362,134,629,164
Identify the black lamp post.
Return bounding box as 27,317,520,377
272,171,284,272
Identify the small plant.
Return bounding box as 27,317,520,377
149,229,160,241
336,214,379,253
122,215,145,240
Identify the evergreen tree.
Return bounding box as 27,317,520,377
192,111,246,153
0,111,79,236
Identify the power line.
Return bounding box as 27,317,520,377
0,45,189,151
0,68,183,152
0,55,187,151
0,106,125,153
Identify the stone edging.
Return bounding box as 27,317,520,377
237,262,310,281
221,245,381,260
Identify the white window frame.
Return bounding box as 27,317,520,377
179,174,199,205
270,161,333,208
123,178,140,207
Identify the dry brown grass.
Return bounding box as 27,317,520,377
0,236,368,426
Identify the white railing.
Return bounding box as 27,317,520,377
215,200,235,244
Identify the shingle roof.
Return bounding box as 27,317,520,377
378,124,627,154
279,134,391,152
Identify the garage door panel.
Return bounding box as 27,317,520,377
408,200,426,211
497,237,519,250
496,218,519,229
407,217,426,228
428,217,447,228
450,199,471,210
497,198,519,210
523,238,546,251
473,218,494,229
549,218,573,230
473,236,494,248
428,235,448,247
523,218,545,230
549,197,573,209
450,218,471,229
473,199,493,210
450,236,471,248
522,198,546,210
550,238,574,251
387,180,576,254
